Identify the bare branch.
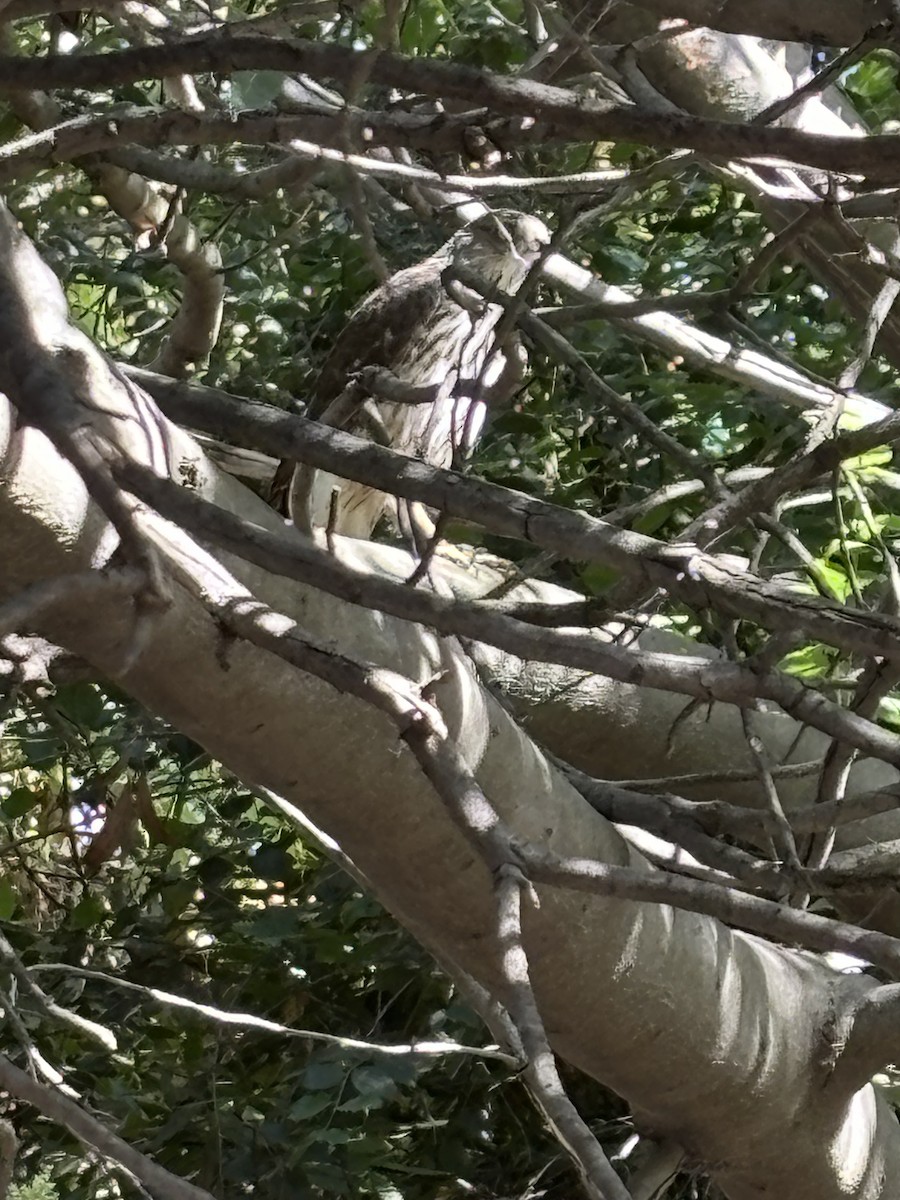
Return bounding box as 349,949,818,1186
542,254,889,425
0,983,71,1090
562,763,791,891
6,36,900,179
0,106,535,185
750,34,881,126
519,847,900,977
494,869,632,1200
163,542,900,975
0,1119,16,1200
0,36,224,378
0,931,117,1051
114,460,900,767
30,965,518,1066
124,373,900,674
0,1056,218,1200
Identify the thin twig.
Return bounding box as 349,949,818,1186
0,931,116,1050
493,867,631,1200
31,964,518,1065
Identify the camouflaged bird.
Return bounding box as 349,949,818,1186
270,210,550,539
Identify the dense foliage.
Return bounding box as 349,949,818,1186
3,681,631,1197
4,3,900,1199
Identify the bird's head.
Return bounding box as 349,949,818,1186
450,210,551,293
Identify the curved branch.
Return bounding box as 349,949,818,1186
830,983,900,1096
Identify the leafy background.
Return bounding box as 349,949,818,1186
4,3,900,1199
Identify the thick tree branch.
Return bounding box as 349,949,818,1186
0,106,539,184
0,1119,16,1200
6,37,900,180
625,0,893,46
115,461,900,768
4,119,900,1198
125,372,900,671
493,870,631,1200
829,983,900,1095
519,847,900,977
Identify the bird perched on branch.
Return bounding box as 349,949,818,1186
270,210,550,541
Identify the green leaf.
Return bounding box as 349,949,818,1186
307,1127,352,1146
244,906,298,943
2,787,40,819
228,70,286,110
779,643,834,678
53,683,109,730
878,696,900,730
159,880,196,919
302,1061,346,1091
844,446,893,471
579,562,620,595
250,843,294,882
0,878,18,920
288,1093,334,1120
21,734,63,768
69,894,107,930
350,1064,401,1100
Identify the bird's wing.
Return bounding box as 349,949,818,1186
308,254,448,419
268,251,449,516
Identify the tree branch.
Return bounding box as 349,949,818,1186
5,36,900,180
30,965,518,1066
0,1056,218,1200
125,373,900,672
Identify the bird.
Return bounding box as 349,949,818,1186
270,210,551,541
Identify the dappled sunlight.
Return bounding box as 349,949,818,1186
5,7,900,1199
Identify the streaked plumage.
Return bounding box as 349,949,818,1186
271,211,550,539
